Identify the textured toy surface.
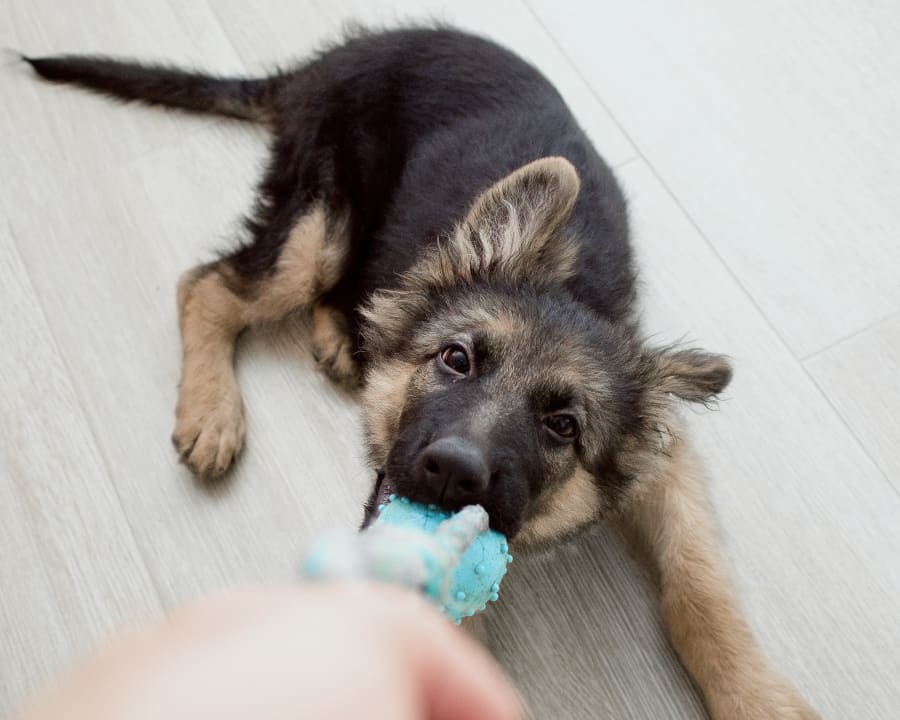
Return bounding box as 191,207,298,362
302,495,511,623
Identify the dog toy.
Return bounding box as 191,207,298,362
301,495,512,623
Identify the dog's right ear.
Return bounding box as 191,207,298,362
642,347,733,404
416,156,581,288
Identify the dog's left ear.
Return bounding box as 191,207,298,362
421,156,581,287
642,347,733,403
463,156,580,256
361,158,580,354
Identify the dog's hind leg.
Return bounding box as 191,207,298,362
311,304,360,388
173,201,350,479
621,430,819,720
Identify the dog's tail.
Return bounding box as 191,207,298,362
23,54,280,122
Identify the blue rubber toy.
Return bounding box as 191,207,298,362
302,495,511,623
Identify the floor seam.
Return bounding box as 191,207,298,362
800,308,900,362
524,1,795,351
801,363,900,501
613,155,643,171
5,218,169,610
202,0,247,67
523,0,900,503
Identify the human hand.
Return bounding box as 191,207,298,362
17,583,522,720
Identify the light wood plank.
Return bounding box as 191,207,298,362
0,474,80,716
806,314,900,488
0,223,161,716
619,160,900,719
488,527,706,719
9,121,370,605
208,0,637,166
0,0,245,218
530,0,900,357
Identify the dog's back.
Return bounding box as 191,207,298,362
27,27,635,343
314,29,635,333
290,29,634,333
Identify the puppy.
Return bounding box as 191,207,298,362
26,26,819,719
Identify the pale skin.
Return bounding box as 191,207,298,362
16,584,522,720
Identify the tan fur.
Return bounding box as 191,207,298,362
383,305,530,363
482,309,529,339
171,267,246,479
243,205,348,323
517,466,603,546
172,203,349,478
465,156,580,239
621,425,820,720
416,156,581,289
646,347,733,404
311,305,359,388
357,287,422,350
361,358,418,467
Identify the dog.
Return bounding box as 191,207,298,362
25,25,819,719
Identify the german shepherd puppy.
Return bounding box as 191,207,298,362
26,26,818,719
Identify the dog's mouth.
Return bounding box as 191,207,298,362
360,468,394,529
361,467,523,539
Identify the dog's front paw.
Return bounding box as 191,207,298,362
172,379,245,480
708,680,820,720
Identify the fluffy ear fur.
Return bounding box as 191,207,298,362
361,157,582,353
411,156,581,289
643,347,733,404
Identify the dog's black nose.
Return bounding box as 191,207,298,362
418,437,490,506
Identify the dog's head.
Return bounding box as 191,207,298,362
360,157,731,544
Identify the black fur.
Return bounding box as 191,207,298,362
24,54,276,120
27,27,634,353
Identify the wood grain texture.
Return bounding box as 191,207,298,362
806,313,900,487
488,528,707,719
0,0,244,218
9,123,371,607
0,223,161,716
529,0,900,358
207,0,637,167
619,160,900,719
2,2,898,719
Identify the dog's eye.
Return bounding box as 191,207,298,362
438,344,471,375
545,414,578,439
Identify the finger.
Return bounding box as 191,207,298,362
383,592,523,720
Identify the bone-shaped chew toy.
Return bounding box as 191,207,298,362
302,495,511,623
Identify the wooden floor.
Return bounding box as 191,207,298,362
2,2,899,717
